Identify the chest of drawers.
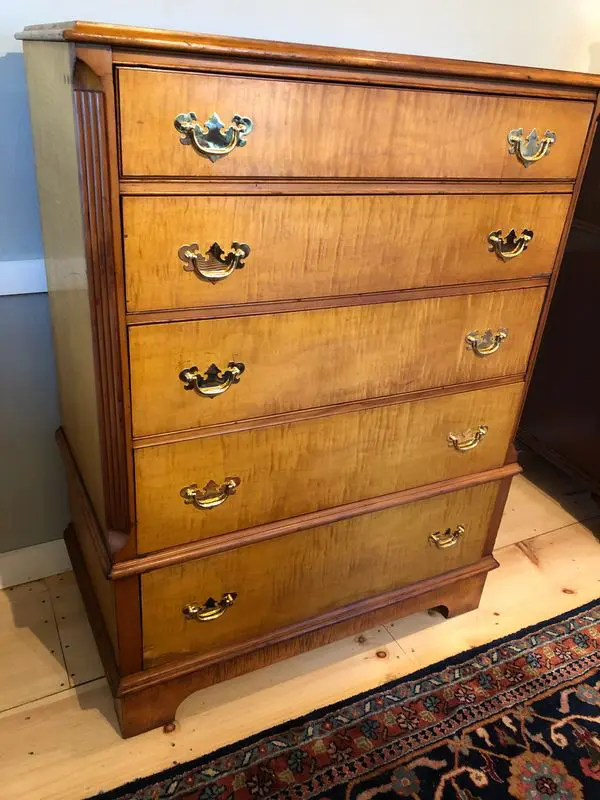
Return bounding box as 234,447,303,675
18,21,600,737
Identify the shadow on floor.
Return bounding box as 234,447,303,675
515,441,600,533
73,679,122,736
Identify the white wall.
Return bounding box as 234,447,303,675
1,0,599,552
3,0,600,70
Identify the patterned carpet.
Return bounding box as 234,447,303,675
91,601,600,799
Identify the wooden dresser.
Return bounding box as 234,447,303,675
18,21,600,737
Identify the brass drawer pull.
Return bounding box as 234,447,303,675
174,112,253,162
465,328,508,357
429,525,465,550
488,228,533,261
508,128,556,167
178,242,251,284
180,477,241,510
179,362,245,398
448,425,488,452
183,592,238,622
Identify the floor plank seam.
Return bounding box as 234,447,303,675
0,678,109,723
527,511,600,537
0,686,75,716
382,622,429,659
494,512,600,553
43,575,72,688
70,676,108,691
381,631,410,662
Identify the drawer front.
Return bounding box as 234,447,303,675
135,382,522,552
130,288,544,437
141,481,500,665
118,69,592,179
123,194,569,312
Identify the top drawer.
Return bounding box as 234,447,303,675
117,68,593,180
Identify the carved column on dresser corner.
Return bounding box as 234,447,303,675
73,43,138,565
73,65,145,676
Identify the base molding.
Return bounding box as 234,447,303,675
123,556,497,692
115,564,492,738
65,519,495,737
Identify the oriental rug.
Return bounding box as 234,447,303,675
90,600,600,799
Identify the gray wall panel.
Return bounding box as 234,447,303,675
0,293,69,553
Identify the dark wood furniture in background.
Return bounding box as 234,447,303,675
520,126,600,497
17,21,600,736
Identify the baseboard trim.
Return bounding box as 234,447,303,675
0,538,71,589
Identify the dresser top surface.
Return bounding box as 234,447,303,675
16,20,600,90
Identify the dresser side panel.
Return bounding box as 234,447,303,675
68,483,119,655
22,41,106,528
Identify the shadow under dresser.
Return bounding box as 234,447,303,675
17,20,600,736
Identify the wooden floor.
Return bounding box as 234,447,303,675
0,450,598,800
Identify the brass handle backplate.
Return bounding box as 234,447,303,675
507,128,557,167
179,242,251,284
179,362,245,398
429,525,465,550
488,228,533,261
174,112,253,162
448,425,488,452
180,477,241,510
465,328,508,357
183,592,238,622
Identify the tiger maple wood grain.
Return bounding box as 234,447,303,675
118,68,593,179
134,382,523,552
123,194,569,312
129,288,544,436
141,481,499,664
